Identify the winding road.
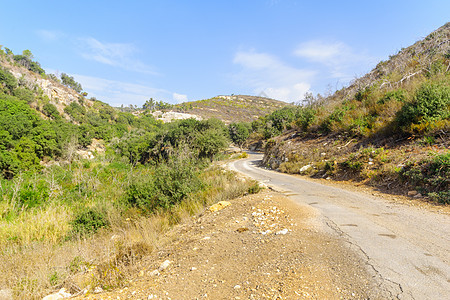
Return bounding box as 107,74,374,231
229,153,450,300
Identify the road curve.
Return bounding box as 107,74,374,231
229,153,450,300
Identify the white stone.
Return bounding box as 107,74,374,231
276,229,289,235
299,165,312,173
159,260,172,271
149,269,160,276
42,288,72,300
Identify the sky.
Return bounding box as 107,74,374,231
1,1,449,106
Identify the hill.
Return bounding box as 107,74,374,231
249,22,449,204
173,94,290,124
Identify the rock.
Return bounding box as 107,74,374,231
93,286,103,293
276,229,289,235
190,267,197,271
234,285,241,289
42,288,71,300
299,165,312,173
0,289,12,300
258,182,268,188
159,260,172,271
407,190,418,196
148,295,158,299
413,193,423,198
148,269,160,276
209,201,231,212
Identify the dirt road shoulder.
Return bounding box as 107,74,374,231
78,189,386,299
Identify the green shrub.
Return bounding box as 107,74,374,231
396,82,450,127
295,107,316,131
70,208,109,236
125,158,204,212
18,180,49,209
0,67,17,92
340,154,363,172
42,103,61,120
247,181,262,194
378,89,407,104
400,152,449,204
320,106,348,132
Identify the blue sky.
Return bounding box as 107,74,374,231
1,1,449,106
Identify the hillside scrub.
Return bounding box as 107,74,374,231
251,24,450,204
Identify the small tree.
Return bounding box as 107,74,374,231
229,122,250,150
61,73,83,93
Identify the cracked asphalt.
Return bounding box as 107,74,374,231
229,153,450,300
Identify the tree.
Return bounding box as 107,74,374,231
194,128,228,161
60,73,83,93
22,49,34,60
143,98,156,110
229,122,250,149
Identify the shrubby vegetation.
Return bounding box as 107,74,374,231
248,43,449,204
0,55,249,296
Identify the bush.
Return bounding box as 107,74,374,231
396,82,450,128
70,208,109,236
377,89,407,104
42,103,61,120
0,67,17,92
18,181,49,209
295,107,316,131
125,158,204,212
400,152,449,204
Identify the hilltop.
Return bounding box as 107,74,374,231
173,95,290,124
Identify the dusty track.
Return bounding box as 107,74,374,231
229,153,450,300
76,190,384,299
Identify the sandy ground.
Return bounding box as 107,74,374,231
75,189,385,300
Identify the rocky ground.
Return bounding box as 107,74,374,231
71,189,384,300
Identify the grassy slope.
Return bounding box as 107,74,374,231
260,23,450,204
174,95,291,123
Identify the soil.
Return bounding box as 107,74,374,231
75,189,384,299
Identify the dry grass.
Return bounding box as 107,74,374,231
0,165,256,299
0,204,72,247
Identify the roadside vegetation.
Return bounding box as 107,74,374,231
0,47,258,299
240,23,450,204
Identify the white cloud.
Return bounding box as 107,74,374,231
77,37,158,75
173,93,188,103
294,40,377,81
294,40,350,63
232,49,315,102
36,29,65,41
73,74,173,107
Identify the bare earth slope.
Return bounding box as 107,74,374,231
229,154,450,300
76,190,386,299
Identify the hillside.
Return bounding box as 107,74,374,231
173,94,290,124
249,23,449,204
324,22,450,107
0,51,94,120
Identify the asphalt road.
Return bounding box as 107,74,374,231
229,153,450,300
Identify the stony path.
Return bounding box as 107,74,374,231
75,190,383,299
